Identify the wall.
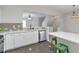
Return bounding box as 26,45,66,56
0,7,2,22
0,5,61,23
0,5,64,31
1,6,23,23
63,14,79,34
42,15,64,32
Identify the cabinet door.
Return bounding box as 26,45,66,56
4,31,38,51
14,33,26,48
26,31,38,44
4,34,15,51
14,31,38,48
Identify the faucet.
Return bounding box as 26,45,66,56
30,24,34,30
30,24,32,30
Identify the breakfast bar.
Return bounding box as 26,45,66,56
49,31,79,53
49,31,79,44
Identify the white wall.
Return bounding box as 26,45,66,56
0,5,64,32
0,9,1,22
0,7,2,23
42,15,64,31
0,5,62,23
2,6,23,23
63,13,79,34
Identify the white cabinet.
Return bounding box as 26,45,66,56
4,31,38,51
15,31,38,48
26,31,38,44
14,32,31,48
14,33,25,48
5,34,15,51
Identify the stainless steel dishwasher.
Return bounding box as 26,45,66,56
38,30,46,43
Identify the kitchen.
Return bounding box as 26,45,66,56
0,6,50,52
0,5,79,53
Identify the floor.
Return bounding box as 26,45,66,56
6,41,54,53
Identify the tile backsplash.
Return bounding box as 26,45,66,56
0,23,23,31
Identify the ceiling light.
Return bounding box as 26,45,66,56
72,5,79,19
28,14,31,20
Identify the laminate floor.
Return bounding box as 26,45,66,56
6,41,54,53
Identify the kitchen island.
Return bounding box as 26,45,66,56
49,31,79,53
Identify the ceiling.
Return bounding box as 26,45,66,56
30,5,79,14
51,5,79,14
1,5,79,14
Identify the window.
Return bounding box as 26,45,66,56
22,20,26,28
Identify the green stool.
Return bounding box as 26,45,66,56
51,37,57,45
51,37,57,51
54,43,69,53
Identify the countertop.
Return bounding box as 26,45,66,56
0,28,47,35
49,31,79,44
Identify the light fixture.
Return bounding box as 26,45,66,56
28,14,31,20
72,5,79,19
22,13,32,20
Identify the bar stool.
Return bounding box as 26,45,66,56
51,37,57,52
54,43,69,53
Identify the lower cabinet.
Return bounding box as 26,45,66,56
4,31,38,51
4,34,15,51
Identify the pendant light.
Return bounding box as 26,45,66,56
28,14,31,20
72,5,79,18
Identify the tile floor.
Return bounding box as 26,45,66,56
6,41,54,53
